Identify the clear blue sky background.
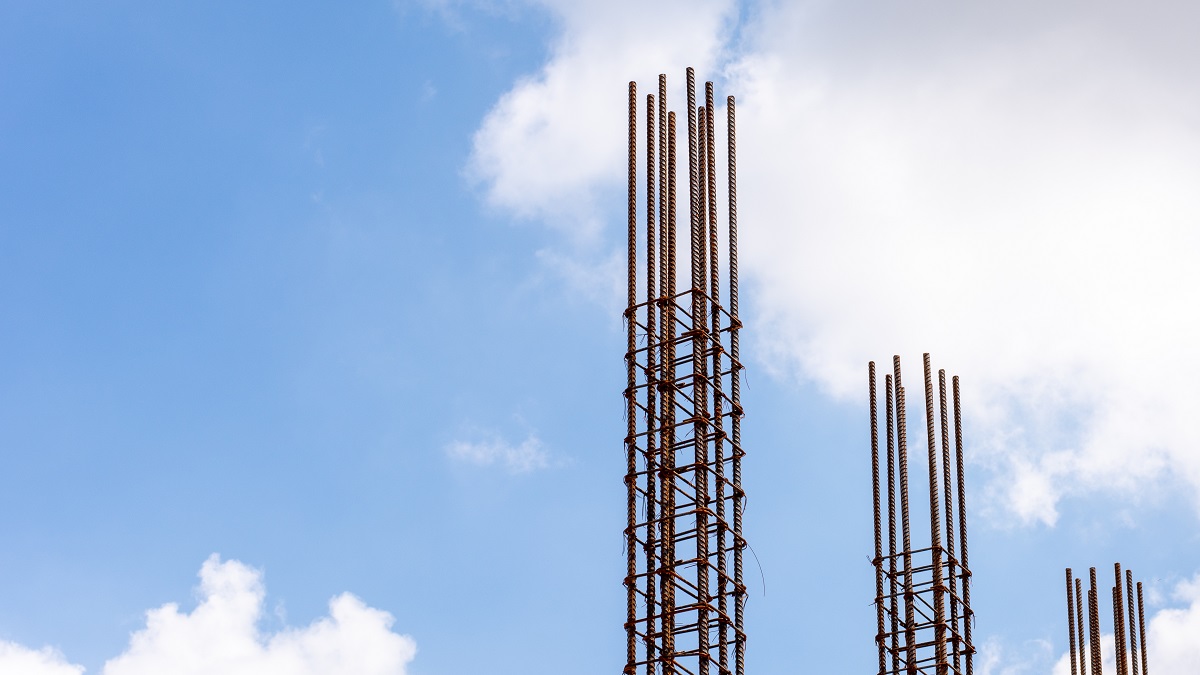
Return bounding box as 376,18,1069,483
2,2,1198,673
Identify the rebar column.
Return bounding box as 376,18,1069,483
1067,569,1079,675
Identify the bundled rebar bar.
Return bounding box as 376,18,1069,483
1064,564,1151,675
870,354,975,675
624,69,746,675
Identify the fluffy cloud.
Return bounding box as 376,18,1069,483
446,432,552,473
470,0,1200,525
0,642,84,675
99,555,416,675
0,556,416,675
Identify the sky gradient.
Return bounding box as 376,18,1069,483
1,1,1198,673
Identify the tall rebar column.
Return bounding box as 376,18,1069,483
1066,564,1152,675
870,354,974,674
625,69,746,675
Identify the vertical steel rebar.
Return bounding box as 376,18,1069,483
1115,564,1128,675
1137,583,1148,675
953,376,974,675
1090,569,1102,675
704,79,729,674
660,110,679,675
940,370,960,672
644,91,659,675
625,81,638,675
1123,566,1132,672
871,363,886,674
895,356,916,674
726,94,746,675
1076,577,1088,675
1067,569,1079,675
1113,588,1125,675
922,354,948,674
886,374,900,675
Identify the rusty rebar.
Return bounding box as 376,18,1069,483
940,369,960,673
644,91,659,672
886,373,900,675
1126,569,1138,675
922,354,947,673
1137,582,1147,675
895,357,916,674
1090,568,1102,675
628,70,743,675
953,375,974,675
1067,569,1079,675
1076,576,1088,675
727,93,746,675
871,362,886,674
624,80,638,675
1115,564,1128,675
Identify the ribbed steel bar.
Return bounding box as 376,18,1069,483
1126,569,1138,675
871,362,886,674
1115,564,1128,675
1113,587,1125,675
704,78,729,675
886,374,900,675
660,109,679,675
625,80,638,675
921,354,947,674
644,91,659,673
895,356,916,674
1090,568,1102,675
1137,583,1147,675
1076,577,1088,675
953,375,973,675
1067,569,1079,675
939,370,959,672
690,91,712,675
727,93,746,675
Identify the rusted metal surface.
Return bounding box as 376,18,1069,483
869,354,974,674
1066,564,1152,675
625,69,745,675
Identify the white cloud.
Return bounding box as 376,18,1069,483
1051,574,1200,674
102,555,416,675
470,0,1200,525
0,641,84,675
446,432,552,473
0,557,416,675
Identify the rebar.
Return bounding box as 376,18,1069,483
1065,565,1153,675
1067,569,1078,675
625,70,745,675
872,355,973,674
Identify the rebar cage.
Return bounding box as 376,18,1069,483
624,69,747,675
869,355,975,675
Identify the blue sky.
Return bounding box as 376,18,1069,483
2,1,1199,673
